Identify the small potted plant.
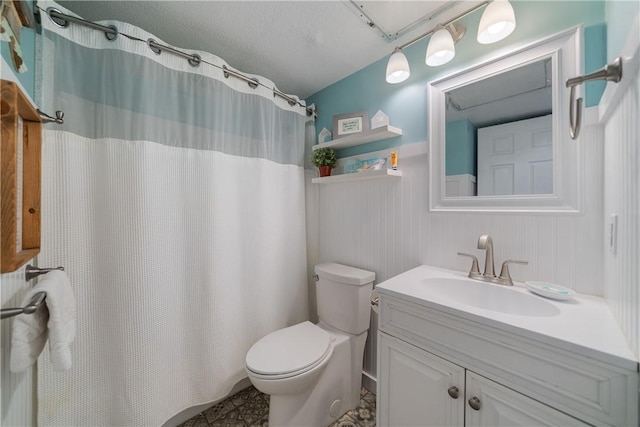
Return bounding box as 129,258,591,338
311,147,337,177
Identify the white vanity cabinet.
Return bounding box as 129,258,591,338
464,371,586,427
378,333,464,426
375,269,638,427
378,332,587,427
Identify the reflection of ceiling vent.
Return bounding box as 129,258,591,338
447,58,551,110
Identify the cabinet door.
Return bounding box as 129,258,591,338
378,332,464,427
465,371,588,426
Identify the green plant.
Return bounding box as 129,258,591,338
310,148,337,168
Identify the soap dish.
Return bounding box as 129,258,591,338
525,281,575,301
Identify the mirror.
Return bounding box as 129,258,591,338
446,58,553,197
429,28,582,213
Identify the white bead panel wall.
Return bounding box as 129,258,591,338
603,59,639,357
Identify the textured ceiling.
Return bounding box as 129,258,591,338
57,1,483,99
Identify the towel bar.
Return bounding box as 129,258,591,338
25,265,64,281
1,292,46,320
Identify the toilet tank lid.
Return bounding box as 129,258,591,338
315,263,375,286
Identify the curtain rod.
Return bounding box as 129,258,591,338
37,6,316,117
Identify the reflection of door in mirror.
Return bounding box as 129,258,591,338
477,115,552,196
444,57,552,197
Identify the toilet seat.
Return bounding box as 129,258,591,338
246,321,332,379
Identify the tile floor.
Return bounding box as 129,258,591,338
179,385,376,427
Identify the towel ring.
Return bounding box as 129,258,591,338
566,57,622,140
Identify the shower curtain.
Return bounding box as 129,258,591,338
36,2,309,425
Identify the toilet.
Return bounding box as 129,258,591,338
245,262,375,427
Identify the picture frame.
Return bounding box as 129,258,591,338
332,111,369,139
1,79,42,273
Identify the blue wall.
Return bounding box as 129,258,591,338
1,1,36,99
606,0,639,61
445,119,476,176
308,1,607,158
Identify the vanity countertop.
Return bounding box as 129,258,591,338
376,265,638,371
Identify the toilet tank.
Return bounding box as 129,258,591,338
314,263,375,335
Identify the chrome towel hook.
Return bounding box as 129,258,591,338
37,109,65,124
566,57,622,140
25,264,65,281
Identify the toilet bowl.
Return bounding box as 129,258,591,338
245,263,375,427
246,321,334,395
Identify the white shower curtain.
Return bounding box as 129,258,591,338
37,2,309,425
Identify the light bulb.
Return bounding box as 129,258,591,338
386,48,410,84
477,0,516,44
426,28,455,67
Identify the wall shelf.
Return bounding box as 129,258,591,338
313,125,403,151
312,169,402,184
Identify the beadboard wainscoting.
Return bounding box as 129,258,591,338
601,22,640,358
306,112,605,379
0,265,37,426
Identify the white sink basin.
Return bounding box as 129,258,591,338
421,278,561,317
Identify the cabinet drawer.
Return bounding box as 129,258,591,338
379,294,637,427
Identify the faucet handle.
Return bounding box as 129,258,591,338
458,252,481,278
498,259,529,286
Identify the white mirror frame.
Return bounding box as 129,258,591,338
428,27,582,213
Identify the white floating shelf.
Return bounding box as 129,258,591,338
312,169,403,184
313,125,403,151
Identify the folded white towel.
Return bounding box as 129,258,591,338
10,270,76,372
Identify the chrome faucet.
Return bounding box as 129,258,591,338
458,234,528,286
477,234,495,277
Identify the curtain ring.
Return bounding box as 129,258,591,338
105,25,118,41
47,8,69,28
147,39,162,55
188,54,201,67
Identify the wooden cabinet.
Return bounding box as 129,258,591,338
376,292,637,427
1,80,42,272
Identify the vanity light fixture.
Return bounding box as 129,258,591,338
384,0,517,83
477,0,516,44
426,23,465,67
385,47,411,83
